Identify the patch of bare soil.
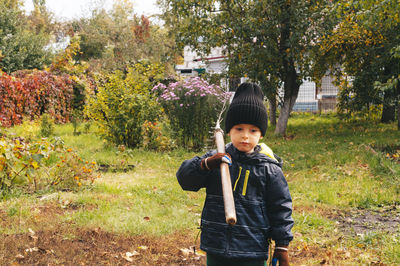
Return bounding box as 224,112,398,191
0,227,206,265
329,205,400,236
2,202,397,265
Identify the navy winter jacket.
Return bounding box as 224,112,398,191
176,143,293,259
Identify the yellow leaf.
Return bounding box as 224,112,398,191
31,161,39,169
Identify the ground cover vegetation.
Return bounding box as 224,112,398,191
0,114,399,264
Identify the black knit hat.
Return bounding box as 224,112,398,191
225,83,268,136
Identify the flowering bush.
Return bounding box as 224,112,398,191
50,148,98,190
153,77,231,150
141,119,176,151
0,133,98,194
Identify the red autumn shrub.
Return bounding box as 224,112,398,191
0,70,74,127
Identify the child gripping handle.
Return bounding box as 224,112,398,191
177,83,293,266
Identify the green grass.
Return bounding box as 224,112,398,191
2,113,400,264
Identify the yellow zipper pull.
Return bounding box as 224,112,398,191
242,170,250,196
233,166,242,191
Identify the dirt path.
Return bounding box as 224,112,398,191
1,227,206,265
1,204,398,265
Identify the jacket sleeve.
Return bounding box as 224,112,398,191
265,164,294,246
176,151,214,191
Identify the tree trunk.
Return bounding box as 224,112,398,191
267,95,277,126
397,103,400,130
274,67,300,136
381,104,395,123
275,92,298,136
274,3,300,136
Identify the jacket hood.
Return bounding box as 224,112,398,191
225,142,283,167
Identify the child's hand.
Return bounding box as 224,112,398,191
272,245,289,266
201,153,232,170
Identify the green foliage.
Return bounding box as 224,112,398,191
49,36,97,113
0,0,52,73
49,148,98,190
153,77,230,150
316,0,400,123
125,62,166,94
70,109,83,136
72,2,177,73
141,119,176,151
161,0,334,135
86,66,164,148
39,114,54,137
0,133,97,195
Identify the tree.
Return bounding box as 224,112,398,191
315,0,400,126
374,46,400,129
72,0,176,73
159,0,333,136
0,0,52,73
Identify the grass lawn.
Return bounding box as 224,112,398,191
1,113,399,265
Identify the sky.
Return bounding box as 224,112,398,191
22,0,161,21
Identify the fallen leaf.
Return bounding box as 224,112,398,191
196,249,206,257
179,248,193,257
28,228,38,240
15,254,24,259
122,251,140,262
61,200,70,209
25,247,39,252
126,251,140,257
138,246,148,250
123,256,133,262
28,228,35,235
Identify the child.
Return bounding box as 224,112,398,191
177,83,293,266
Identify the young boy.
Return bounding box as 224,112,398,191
177,83,293,266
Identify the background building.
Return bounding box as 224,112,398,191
176,47,339,112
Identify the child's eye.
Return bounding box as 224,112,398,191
235,127,243,131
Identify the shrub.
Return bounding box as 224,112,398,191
141,119,176,151
0,72,25,126
0,70,75,127
153,77,231,150
49,148,98,190
0,133,98,195
14,70,75,123
86,70,162,148
39,114,55,137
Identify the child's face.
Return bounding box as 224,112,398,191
228,124,262,153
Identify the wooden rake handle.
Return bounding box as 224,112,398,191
214,128,237,225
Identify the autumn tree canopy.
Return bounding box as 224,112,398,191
0,0,53,73
315,0,400,127
160,0,334,135
72,0,176,73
